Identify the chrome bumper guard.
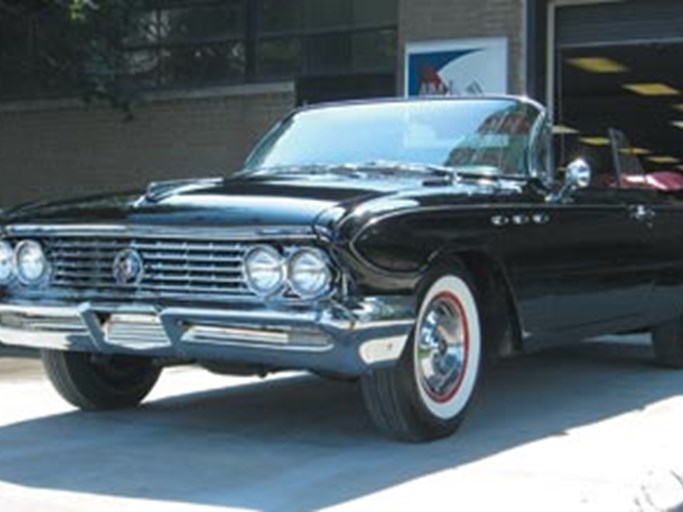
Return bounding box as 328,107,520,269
0,298,415,375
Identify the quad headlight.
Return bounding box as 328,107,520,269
15,240,49,284
244,245,334,299
0,241,14,284
287,248,332,299
244,245,286,296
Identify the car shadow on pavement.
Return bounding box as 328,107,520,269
0,340,680,511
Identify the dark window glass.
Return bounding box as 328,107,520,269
301,0,352,30
352,0,397,25
260,0,301,33
125,49,162,88
124,12,161,46
0,18,29,58
0,10,79,99
122,1,246,89
259,0,394,33
257,37,302,78
157,2,245,43
352,30,396,71
257,0,396,81
0,0,397,100
305,33,352,74
160,42,245,85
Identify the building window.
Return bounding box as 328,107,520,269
256,0,397,79
0,0,397,100
123,0,247,88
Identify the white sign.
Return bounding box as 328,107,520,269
405,38,508,97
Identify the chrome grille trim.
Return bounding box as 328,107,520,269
4,224,317,241
103,314,172,350
13,317,86,333
22,235,260,301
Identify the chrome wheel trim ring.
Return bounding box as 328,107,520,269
414,275,481,420
416,291,469,403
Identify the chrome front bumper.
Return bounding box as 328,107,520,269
0,297,416,375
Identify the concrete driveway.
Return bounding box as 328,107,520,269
1,338,682,512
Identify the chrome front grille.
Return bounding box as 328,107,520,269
40,236,255,301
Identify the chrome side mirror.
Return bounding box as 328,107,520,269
549,158,592,202
566,158,592,190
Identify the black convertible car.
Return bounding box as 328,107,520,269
1,96,682,442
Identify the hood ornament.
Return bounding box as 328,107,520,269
140,177,225,204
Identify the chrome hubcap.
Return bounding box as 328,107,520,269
416,292,468,402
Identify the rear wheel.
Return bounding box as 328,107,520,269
361,266,482,442
41,350,161,410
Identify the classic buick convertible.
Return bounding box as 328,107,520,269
2,96,683,442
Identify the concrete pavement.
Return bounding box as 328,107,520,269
0,338,682,511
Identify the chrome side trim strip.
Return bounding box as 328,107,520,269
184,325,291,345
180,325,333,353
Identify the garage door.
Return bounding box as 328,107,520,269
557,0,683,48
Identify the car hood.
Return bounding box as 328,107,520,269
2,173,524,238
2,174,411,230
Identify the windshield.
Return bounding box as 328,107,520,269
244,98,543,178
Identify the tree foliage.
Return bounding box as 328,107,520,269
0,0,149,113
63,0,149,112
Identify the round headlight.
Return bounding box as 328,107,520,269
244,245,285,296
0,241,14,283
288,248,332,299
15,240,49,284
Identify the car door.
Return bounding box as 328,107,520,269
495,126,656,343
533,128,658,337
544,186,656,332
607,128,683,328
637,191,683,327
495,186,654,342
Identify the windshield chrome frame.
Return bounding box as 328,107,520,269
242,95,549,182
526,106,553,186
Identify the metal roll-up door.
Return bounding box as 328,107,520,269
557,0,683,48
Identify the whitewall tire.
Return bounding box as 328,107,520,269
361,264,483,441
413,275,481,420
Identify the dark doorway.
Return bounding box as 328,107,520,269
528,0,683,177
555,42,683,175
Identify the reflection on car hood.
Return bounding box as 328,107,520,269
3,173,522,235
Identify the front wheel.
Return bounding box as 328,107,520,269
361,269,482,442
41,350,161,410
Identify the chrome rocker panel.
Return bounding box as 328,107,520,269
0,297,415,375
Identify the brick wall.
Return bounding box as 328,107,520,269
0,84,295,208
398,0,526,94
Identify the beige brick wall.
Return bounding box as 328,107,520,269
398,0,526,94
0,85,295,208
